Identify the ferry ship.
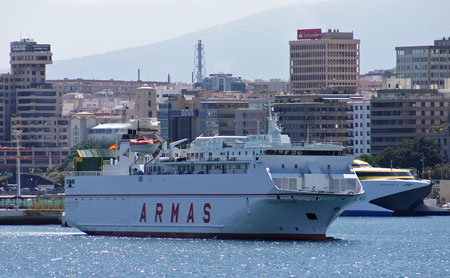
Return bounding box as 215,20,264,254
342,160,448,216
65,116,363,240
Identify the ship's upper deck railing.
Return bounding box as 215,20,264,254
143,160,250,176
66,171,102,177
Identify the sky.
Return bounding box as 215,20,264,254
2,0,449,81
0,0,307,70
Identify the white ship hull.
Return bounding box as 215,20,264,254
66,166,359,240
66,116,363,239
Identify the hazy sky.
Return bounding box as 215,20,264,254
0,0,310,70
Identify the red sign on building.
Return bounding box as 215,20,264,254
297,29,322,40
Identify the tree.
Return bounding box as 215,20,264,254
48,171,65,187
377,147,399,168
357,154,379,167
431,163,450,180
377,137,445,171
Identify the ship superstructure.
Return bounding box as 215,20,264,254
65,117,363,240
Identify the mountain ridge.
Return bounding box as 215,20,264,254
32,0,450,82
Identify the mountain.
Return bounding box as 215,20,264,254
47,0,450,83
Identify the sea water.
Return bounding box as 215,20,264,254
0,217,448,277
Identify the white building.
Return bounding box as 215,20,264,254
347,97,371,155
88,123,132,143
70,112,98,147
382,77,412,90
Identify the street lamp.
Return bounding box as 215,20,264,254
420,158,424,179
12,129,22,209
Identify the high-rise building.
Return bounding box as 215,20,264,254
289,29,360,94
396,37,450,89
0,39,69,169
370,89,450,154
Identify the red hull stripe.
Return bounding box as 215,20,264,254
84,231,330,241
66,193,356,198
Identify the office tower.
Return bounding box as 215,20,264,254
289,29,360,94
396,37,450,89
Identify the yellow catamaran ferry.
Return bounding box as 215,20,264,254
342,160,448,216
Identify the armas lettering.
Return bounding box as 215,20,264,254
139,202,212,224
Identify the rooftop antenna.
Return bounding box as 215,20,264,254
192,40,206,83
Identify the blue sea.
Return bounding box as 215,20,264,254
0,217,448,278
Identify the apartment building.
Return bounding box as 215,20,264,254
347,97,371,155
371,89,450,154
0,39,69,169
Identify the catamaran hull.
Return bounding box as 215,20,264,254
341,179,447,216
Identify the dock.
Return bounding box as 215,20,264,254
0,194,64,225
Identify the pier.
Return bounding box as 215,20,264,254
0,195,64,225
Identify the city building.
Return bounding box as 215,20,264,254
70,112,97,147
235,108,268,136
246,79,289,94
274,94,351,146
0,39,69,169
346,97,371,155
396,37,450,89
199,99,266,136
134,85,157,119
382,77,412,90
157,94,199,142
49,78,168,97
370,89,450,154
196,73,246,93
289,28,360,94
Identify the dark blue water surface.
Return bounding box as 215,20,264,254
0,217,448,277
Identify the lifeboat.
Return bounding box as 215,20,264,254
129,136,160,153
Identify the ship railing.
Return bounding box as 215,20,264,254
291,141,344,147
145,168,248,175
272,174,361,195
65,171,102,177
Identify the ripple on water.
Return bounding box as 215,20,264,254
0,217,448,277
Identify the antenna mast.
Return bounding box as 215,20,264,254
192,40,206,83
